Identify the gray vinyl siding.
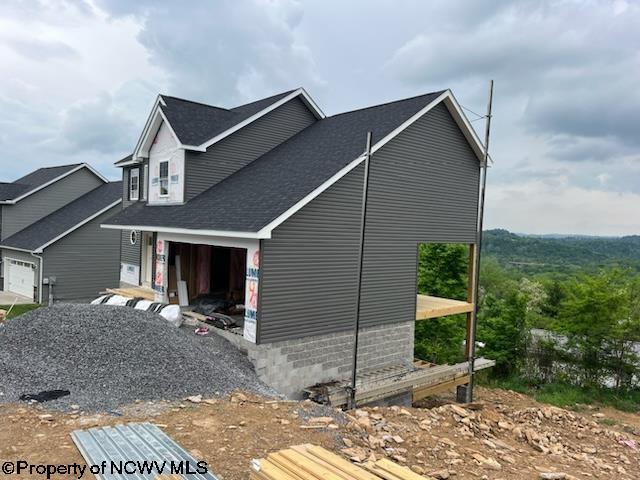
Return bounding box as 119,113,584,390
119,164,145,280
0,248,40,302
1,168,103,240
184,97,317,200
41,206,121,302
258,103,480,343
120,230,142,268
122,164,146,208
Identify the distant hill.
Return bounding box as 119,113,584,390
483,229,640,273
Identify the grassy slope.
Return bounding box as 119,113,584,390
0,304,40,320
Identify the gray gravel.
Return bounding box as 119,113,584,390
0,304,275,411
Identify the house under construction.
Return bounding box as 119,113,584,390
102,87,493,404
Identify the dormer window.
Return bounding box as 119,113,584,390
129,168,139,201
159,161,169,196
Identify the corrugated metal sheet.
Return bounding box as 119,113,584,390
184,97,318,201
259,103,480,343
71,423,218,479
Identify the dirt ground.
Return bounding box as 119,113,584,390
0,388,638,479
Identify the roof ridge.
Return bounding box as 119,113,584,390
230,88,298,110
328,90,447,119
160,94,231,112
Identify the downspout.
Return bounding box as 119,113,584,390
467,80,494,402
30,252,44,304
348,131,373,409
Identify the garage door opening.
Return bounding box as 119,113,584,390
167,242,246,325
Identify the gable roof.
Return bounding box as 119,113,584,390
103,89,485,239
0,182,122,253
125,88,325,165
161,90,295,146
0,163,108,204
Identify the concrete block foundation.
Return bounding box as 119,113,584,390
215,321,415,400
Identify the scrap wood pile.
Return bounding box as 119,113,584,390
251,444,429,480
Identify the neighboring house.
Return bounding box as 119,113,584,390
102,88,486,398
0,164,122,303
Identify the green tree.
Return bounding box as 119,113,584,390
417,243,468,299
557,269,638,388
477,289,528,377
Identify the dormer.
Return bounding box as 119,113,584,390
116,88,324,206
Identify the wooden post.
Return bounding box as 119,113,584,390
465,244,477,360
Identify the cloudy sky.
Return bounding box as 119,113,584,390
1,0,638,235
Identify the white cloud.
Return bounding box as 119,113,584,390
487,180,640,236
0,0,637,235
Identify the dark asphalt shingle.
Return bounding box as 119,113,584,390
103,91,444,233
0,164,83,202
160,90,295,146
1,182,122,251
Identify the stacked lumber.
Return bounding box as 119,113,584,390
250,444,429,480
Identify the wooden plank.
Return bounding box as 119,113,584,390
279,449,347,480
257,459,303,480
302,445,380,480
105,287,155,301
361,464,405,480
373,459,426,480
415,295,474,320
325,359,495,407
268,451,325,480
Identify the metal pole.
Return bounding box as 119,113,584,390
348,131,373,409
467,80,493,402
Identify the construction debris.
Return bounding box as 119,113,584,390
250,444,429,480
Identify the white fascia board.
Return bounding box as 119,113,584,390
100,223,269,240
2,164,108,205
257,90,488,236
0,245,35,253
33,200,122,253
130,95,166,162
440,90,488,164
195,88,325,151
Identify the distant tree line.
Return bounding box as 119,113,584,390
415,241,640,393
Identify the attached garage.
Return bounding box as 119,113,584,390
5,258,35,299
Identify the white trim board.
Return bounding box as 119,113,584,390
126,88,325,164
101,223,269,240
0,163,109,205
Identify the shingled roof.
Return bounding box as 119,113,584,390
103,90,454,235
160,90,296,146
0,164,83,202
1,182,122,252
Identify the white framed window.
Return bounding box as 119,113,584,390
129,168,140,201
159,161,169,196
129,230,138,245
142,164,149,200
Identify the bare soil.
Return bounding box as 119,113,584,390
0,388,638,479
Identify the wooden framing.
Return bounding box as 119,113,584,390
306,358,494,407
415,294,474,320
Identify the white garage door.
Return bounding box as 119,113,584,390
6,259,35,298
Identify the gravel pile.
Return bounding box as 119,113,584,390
0,304,275,411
